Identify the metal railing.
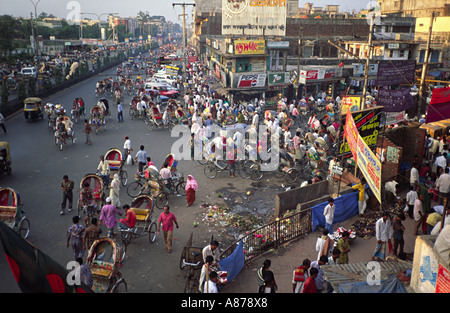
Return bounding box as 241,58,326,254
219,206,312,263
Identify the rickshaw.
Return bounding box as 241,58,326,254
299,99,308,116
98,98,111,121
118,195,157,245
95,80,105,97
0,142,11,175
24,97,44,121
175,106,189,125
86,237,127,293
129,96,141,119
45,103,57,130
146,103,164,130
113,88,123,105
54,116,76,151
105,148,128,186
0,187,30,239
125,79,134,96
77,173,106,220
90,105,106,135
71,98,86,123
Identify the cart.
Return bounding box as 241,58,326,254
0,187,30,239
105,148,128,186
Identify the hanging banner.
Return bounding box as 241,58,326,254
376,60,416,86
426,87,450,123
344,111,382,203
377,88,414,112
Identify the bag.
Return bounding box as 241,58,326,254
293,266,305,282
126,154,132,165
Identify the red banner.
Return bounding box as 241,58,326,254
344,110,359,163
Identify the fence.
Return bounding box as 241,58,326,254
219,206,312,263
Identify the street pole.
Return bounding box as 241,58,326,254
419,12,435,116
172,2,195,100
30,0,40,58
362,14,374,110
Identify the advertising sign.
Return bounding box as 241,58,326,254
344,110,359,162
237,74,266,88
341,96,362,114
299,67,343,84
222,0,287,36
352,63,378,77
426,87,450,123
234,40,265,55
268,72,290,86
377,88,414,112
339,107,382,159
376,60,416,86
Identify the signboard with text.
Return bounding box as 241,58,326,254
237,74,266,88
234,40,265,55
268,72,290,86
376,60,416,86
222,0,287,36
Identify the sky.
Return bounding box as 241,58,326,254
1,0,372,23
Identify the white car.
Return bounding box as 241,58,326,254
20,67,37,77
152,73,177,86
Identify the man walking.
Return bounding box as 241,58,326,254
157,205,179,253
99,197,122,238
323,197,335,233
123,136,134,165
60,175,74,215
117,102,124,122
135,145,148,173
67,216,85,260
372,211,392,261
413,194,424,235
436,167,450,205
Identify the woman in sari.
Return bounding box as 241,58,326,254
109,174,121,208
185,175,198,207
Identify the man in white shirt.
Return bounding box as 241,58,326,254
123,136,134,165
204,271,219,293
372,211,392,261
323,197,335,233
384,180,399,204
232,130,244,152
406,185,418,219
410,163,420,188
436,167,450,205
435,153,448,173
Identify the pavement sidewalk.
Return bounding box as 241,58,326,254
221,206,421,293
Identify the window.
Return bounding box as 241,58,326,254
399,50,405,57
389,50,394,58
236,58,251,72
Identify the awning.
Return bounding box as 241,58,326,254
428,71,443,77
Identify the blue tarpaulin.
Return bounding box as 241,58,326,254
338,275,407,293
219,241,244,283
312,191,359,232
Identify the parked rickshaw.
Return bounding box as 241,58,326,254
90,105,105,134
105,148,128,186
77,173,105,219
86,237,127,293
0,142,11,175
24,97,44,121
0,187,30,239
118,195,157,245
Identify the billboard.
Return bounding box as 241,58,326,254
222,0,287,36
376,60,416,86
237,74,266,88
268,72,290,86
234,39,265,55
426,87,450,123
340,96,362,114
298,67,343,84
377,88,414,112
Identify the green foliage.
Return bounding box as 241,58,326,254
17,80,26,102
1,80,9,107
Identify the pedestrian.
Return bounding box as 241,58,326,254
157,205,179,253
336,231,351,264
256,259,277,292
292,258,310,293
109,174,121,208
413,194,425,235
258,275,277,293
185,175,198,207
99,197,122,238
310,255,328,293
0,112,7,134
328,248,341,265
83,217,102,252
392,213,406,257
303,267,318,293
372,211,392,261
67,215,85,260
135,145,148,173
199,255,215,293
82,119,92,145
60,175,74,216
123,136,134,165
117,102,123,122
323,197,335,233
315,229,334,260
435,167,450,205
406,185,418,219
352,178,367,216
426,211,442,235
75,257,93,288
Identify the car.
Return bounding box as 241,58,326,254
144,82,179,99
152,73,177,86
20,67,37,77
145,89,169,104
146,78,179,91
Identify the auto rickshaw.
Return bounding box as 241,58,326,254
24,97,44,120
0,142,11,175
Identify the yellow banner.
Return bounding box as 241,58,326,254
234,40,265,55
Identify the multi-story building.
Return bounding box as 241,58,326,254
378,0,450,18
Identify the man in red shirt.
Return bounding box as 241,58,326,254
303,267,318,293
157,205,179,253
119,205,136,229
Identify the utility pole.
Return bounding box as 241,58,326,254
419,12,435,116
362,14,374,109
172,2,195,99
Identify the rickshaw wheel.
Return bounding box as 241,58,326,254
111,278,127,293
179,247,187,270
148,222,157,243
274,164,285,178
155,192,169,209
176,181,186,196
120,170,128,186
203,165,217,179
18,218,30,239
127,181,144,198
285,169,299,184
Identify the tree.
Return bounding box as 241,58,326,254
0,15,21,57
1,79,9,108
